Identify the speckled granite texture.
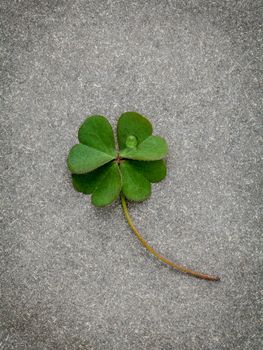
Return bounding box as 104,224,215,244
1,1,262,349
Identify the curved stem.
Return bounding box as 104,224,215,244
120,193,220,281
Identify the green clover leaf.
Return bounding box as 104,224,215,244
67,112,220,281
67,116,117,174
68,112,168,206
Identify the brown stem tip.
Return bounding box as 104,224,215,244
120,193,220,282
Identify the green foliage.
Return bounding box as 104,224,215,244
117,112,152,149
129,160,167,183
91,163,122,207
67,112,168,206
78,115,116,156
67,144,115,174
120,135,168,160
120,161,151,201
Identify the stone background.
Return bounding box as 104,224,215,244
1,1,262,349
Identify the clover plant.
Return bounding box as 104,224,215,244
67,112,220,281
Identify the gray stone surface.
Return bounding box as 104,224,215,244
1,1,262,349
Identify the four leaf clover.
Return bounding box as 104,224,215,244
67,112,168,206
67,112,220,281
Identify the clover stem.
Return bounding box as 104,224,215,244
120,193,220,281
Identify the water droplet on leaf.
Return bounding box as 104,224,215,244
125,135,138,148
